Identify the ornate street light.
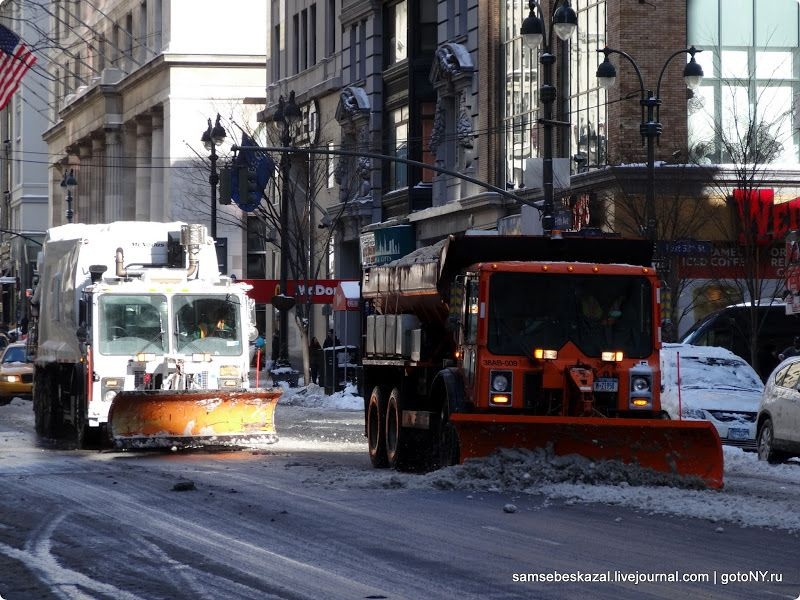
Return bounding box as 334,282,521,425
201,113,226,240
60,168,77,223
595,46,704,251
521,0,577,235
271,91,301,366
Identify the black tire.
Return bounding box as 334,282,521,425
40,367,63,439
33,366,46,434
367,386,389,468
757,418,787,464
433,400,459,469
386,387,424,471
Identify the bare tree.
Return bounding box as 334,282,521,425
685,64,797,368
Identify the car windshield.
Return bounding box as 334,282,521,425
173,294,243,356
98,294,168,356
677,355,763,392
487,272,653,358
2,346,28,363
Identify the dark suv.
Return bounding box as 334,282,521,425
681,303,800,381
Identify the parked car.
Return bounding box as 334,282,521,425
680,301,800,381
0,342,33,404
660,343,763,450
756,355,800,463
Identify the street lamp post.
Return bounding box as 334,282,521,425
595,46,704,252
520,0,577,236
60,168,77,223
201,114,226,240
271,91,301,366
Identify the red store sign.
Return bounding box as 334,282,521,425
242,279,358,304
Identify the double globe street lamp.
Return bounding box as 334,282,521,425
595,46,704,251
60,168,77,224
201,114,227,241
520,0,577,235
271,91,302,367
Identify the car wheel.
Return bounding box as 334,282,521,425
757,418,787,464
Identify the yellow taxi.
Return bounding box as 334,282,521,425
0,342,33,403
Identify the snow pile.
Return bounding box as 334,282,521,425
277,382,362,410
419,447,708,491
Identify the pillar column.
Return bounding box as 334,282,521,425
135,116,152,221
104,126,124,222
149,108,166,220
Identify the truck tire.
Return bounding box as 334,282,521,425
386,387,426,471
367,386,389,468
36,366,63,439
434,401,459,469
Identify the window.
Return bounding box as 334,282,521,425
687,0,799,163
488,273,653,358
385,1,407,66
386,106,409,190
327,0,336,56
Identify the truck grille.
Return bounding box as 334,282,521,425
21,373,33,384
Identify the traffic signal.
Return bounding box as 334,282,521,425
238,164,259,206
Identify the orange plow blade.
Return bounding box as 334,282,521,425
108,388,282,450
450,414,723,489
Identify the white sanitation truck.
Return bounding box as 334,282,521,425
29,221,280,449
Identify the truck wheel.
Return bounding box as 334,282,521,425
37,367,63,439
33,367,46,435
757,418,786,464
367,386,389,468
386,387,423,471
434,402,459,469
75,399,100,449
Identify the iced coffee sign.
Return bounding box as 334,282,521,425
677,242,787,279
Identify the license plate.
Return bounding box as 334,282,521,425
728,428,749,441
593,378,618,393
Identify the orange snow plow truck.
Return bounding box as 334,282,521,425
359,233,723,488
29,222,281,450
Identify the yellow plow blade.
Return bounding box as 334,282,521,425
108,388,282,450
450,414,723,489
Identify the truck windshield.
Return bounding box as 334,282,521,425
487,272,653,358
98,294,168,355
173,294,242,356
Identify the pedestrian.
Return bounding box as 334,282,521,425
309,336,322,384
323,328,340,348
779,336,800,361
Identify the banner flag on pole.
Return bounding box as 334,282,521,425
0,23,36,110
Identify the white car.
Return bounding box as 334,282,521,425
660,344,763,450
756,355,800,463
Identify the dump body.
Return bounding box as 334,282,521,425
30,221,280,449
359,233,723,488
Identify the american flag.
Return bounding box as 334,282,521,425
0,23,36,110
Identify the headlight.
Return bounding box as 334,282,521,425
0,374,20,383
491,373,509,392
631,376,650,392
